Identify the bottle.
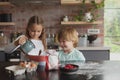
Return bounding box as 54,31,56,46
0,31,8,47
0,31,4,45
10,32,17,42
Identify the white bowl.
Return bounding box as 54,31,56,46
5,65,26,76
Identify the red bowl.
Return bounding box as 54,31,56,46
27,55,48,62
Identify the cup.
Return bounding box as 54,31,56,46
20,40,35,54
37,61,46,71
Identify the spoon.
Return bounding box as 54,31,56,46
39,50,41,55
10,45,21,53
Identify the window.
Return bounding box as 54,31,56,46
104,0,120,53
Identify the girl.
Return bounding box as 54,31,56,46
5,16,47,61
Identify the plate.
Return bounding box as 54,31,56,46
59,64,79,72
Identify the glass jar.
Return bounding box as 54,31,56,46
0,31,8,48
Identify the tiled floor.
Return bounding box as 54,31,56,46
110,53,120,60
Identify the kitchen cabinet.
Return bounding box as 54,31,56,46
77,47,110,61
0,51,5,61
80,50,110,61
61,21,103,25
0,2,15,26
0,50,21,61
61,0,103,5
5,51,21,62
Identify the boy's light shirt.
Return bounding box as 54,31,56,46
58,48,85,62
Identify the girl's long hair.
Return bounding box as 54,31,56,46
26,16,47,50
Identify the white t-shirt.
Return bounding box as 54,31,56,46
28,39,44,55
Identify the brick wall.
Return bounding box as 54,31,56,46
0,4,104,47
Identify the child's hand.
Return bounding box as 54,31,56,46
18,35,28,45
15,35,28,46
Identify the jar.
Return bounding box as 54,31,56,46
63,16,68,22
84,12,93,22
0,31,8,47
78,34,87,47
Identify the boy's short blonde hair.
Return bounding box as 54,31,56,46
57,27,78,47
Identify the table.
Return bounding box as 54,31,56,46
0,61,120,80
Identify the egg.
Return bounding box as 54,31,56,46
19,62,26,67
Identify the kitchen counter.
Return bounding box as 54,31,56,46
0,46,110,61
1,61,120,80
76,46,110,50
0,46,110,51
77,43,110,50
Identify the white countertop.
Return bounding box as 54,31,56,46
77,43,110,50
76,46,110,50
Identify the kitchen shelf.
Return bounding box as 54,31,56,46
112,42,120,46
0,2,14,6
0,22,15,26
61,0,102,5
61,21,103,25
